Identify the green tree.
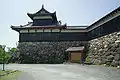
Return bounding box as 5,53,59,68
8,48,17,54
8,47,19,63
0,48,11,64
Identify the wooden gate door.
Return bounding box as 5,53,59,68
71,52,82,63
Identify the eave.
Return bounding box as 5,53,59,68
87,6,120,31
27,13,55,20
11,25,67,32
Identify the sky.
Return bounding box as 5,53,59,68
0,0,120,47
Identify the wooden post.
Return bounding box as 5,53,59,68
68,52,71,63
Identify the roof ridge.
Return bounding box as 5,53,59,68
36,5,50,14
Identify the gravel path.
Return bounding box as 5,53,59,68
2,64,120,80
16,72,35,80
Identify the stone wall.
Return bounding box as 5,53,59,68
87,31,120,66
17,41,88,64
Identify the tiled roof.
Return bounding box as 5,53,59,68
66,46,84,52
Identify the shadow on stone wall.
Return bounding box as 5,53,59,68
17,41,88,64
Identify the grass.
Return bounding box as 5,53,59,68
0,70,21,80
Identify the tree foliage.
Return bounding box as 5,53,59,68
0,48,11,64
7,47,20,63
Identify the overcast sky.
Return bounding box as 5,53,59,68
0,0,120,47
